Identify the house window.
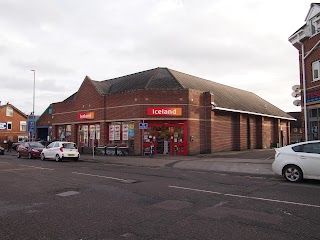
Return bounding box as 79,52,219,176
7,122,12,130
6,107,13,116
312,61,320,81
311,17,319,35
20,121,27,131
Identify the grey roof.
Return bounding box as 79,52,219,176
0,103,27,117
78,67,293,119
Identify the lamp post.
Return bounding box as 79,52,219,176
31,70,36,140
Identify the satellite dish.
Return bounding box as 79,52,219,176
292,85,301,91
293,99,301,106
291,92,301,98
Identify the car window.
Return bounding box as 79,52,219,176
30,142,44,148
53,142,60,148
62,143,77,149
292,145,303,152
302,143,320,154
47,142,54,148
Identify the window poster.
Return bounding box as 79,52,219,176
83,125,88,146
95,124,100,140
109,125,114,141
114,125,121,141
122,124,129,140
128,123,134,140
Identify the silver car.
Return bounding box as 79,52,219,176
40,141,80,162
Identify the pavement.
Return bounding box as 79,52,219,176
2,148,277,177
79,148,277,177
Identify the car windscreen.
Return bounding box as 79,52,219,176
30,142,45,148
62,143,77,149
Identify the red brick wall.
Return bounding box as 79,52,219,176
212,111,234,152
37,106,52,127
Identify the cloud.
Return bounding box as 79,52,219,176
0,0,312,115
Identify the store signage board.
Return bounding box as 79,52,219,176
78,112,95,120
0,122,6,130
139,123,148,129
147,108,182,116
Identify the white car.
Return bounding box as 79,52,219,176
41,141,80,162
272,140,320,182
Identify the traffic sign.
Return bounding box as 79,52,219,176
139,123,148,129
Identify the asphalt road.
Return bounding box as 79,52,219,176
1,154,320,240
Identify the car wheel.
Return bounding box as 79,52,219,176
17,151,21,158
283,165,303,183
55,154,61,162
28,152,32,159
73,156,79,162
41,153,46,161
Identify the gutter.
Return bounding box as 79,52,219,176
211,105,296,121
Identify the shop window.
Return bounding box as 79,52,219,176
66,125,71,139
58,126,66,141
78,124,101,147
6,107,13,117
109,121,134,149
7,122,12,130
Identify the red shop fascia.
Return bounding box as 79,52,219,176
142,107,187,156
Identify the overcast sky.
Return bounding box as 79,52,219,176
0,0,312,115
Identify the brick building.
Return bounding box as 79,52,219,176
289,3,320,141
50,68,293,155
0,103,28,144
287,112,303,143
36,104,53,142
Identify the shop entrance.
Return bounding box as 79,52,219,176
143,122,187,155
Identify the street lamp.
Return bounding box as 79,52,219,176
31,70,36,140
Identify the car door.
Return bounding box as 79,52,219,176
20,143,28,157
51,142,60,157
296,142,320,178
45,142,55,158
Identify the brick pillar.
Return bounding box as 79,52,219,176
71,124,76,143
52,125,57,141
134,120,142,155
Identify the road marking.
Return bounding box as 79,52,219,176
72,172,126,181
169,185,320,209
56,191,80,197
0,168,33,172
0,162,12,165
19,164,54,171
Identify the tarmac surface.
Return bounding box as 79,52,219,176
80,148,276,177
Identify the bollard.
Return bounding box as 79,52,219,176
115,145,118,156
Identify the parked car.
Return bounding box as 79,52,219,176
41,141,80,162
17,142,45,159
272,140,320,182
0,146,4,155
12,142,21,151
